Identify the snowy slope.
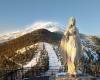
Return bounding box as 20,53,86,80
81,39,99,62
44,43,62,70
22,42,62,69
23,51,40,68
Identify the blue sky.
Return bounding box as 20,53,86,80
0,0,100,35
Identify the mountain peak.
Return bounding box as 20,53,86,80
24,21,64,33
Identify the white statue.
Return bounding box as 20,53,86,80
60,17,82,76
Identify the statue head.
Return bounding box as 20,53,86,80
64,16,77,35
68,16,76,26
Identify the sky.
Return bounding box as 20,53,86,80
0,0,100,35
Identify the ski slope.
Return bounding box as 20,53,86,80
44,43,62,70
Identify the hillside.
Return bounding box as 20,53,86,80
0,22,100,79
0,29,62,55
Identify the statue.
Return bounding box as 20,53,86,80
60,17,82,76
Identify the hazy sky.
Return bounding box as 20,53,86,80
0,0,100,35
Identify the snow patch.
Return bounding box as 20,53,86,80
44,43,62,70
25,21,64,33
23,51,40,68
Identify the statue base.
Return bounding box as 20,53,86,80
55,72,98,80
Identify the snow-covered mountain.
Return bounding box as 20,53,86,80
0,21,64,43
0,21,100,78
24,21,64,33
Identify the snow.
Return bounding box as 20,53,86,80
44,43,62,70
23,43,42,68
83,52,89,59
23,51,40,68
56,72,67,77
25,21,64,33
20,42,63,76
77,70,82,74
81,39,99,62
91,51,98,61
